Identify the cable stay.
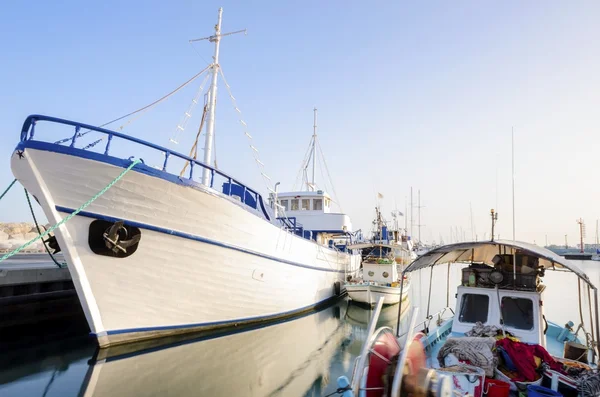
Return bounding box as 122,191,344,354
55,65,211,148
169,73,211,145
294,108,343,211
218,67,273,192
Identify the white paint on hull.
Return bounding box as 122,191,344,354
11,148,361,346
346,283,410,305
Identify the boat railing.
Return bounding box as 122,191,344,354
396,306,455,340
19,114,271,220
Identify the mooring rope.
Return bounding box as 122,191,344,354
0,179,17,201
0,159,141,263
24,189,66,268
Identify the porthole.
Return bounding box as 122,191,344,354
383,271,389,278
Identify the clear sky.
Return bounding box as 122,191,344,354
1,1,599,246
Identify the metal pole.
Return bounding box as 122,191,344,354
512,127,515,241
352,297,385,394
595,288,600,363
202,8,223,186
446,262,450,308
396,270,406,337
418,190,421,242
311,107,317,191
410,187,413,238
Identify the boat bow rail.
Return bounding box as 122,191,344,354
18,114,272,220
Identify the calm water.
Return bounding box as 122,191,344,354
1,260,598,396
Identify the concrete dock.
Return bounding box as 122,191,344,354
0,253,73,305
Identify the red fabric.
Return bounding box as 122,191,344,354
495,338,564,381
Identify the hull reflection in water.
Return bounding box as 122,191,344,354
80,303,349,397
344,300,410,357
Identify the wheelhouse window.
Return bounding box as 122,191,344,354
279,200,289,211
291,199,299,210
313,199,323,211
459,294,489,324
501,297,534,330
302,199,310,210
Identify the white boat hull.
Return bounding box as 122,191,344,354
345,282,410,306
11,146,360,347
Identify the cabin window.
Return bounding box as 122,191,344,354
291,199,299,210
302,199,310,210
501,297,534,330
459,294,489,323
280,200,289,211
313,199,323,211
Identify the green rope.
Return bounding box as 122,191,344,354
25,188,66,268
0,179,17,201
0,159,141,263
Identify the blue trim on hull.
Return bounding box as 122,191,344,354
92,294,340,338
55,205,347,274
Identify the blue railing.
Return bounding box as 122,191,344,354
20,114,271,220
276,216,304,236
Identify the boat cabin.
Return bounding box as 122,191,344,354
273,190,353,248
361,245,399,284
452,253,546,344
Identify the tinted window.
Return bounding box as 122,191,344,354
501,297,534,330
313,199,323,210
291,199,299,210
459,294,489,323
302,199,310,210
280,200,288,211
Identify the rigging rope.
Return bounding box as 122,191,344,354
317,140,343,212
0,159,141,263
169,72,211,145
180,102,208,177
292,138,315,191
55,66,212,145
24,189,65,268
218,68,273,192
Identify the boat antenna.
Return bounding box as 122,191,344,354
511,127,515,241
311,107,317,190
490,209,498,242
416,190,424,243
189,8,247,186
576,218,586,253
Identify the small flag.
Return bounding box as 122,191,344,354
377,192,384,199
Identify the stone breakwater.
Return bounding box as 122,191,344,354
0,222,48,252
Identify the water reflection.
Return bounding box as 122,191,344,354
81,303,349,397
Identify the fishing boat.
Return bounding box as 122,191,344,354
344,244,411,306
339,239,600,397
9,8,360,347
363,204,416,265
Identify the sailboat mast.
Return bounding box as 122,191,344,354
311,107,317,191
202,7,223,186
